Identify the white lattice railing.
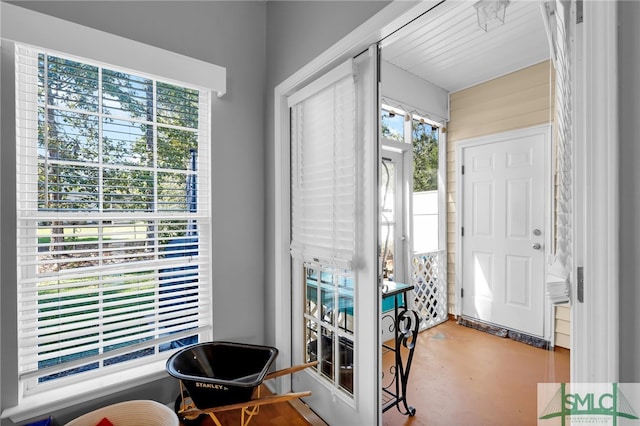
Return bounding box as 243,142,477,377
410,250,448,331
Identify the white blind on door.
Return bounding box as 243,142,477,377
542,0,573,301
289,60,356,270
15,43,212,390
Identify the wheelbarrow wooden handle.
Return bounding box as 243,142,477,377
264,361,319,381
180,391,313,416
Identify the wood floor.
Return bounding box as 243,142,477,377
182,319,569,425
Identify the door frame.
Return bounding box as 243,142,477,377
572,0,619,382
273,0,618,410
455,124,554,342
380,145,410,285
273,0,443,396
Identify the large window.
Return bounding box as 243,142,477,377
380,103,447,331
380,104,441,268
15,44,212,394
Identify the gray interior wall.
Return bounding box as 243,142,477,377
1,1,266,424
263,0,390,360
618,0,640,382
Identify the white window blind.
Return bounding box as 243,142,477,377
542,0,572,303
15,44,212,392
289,61,357,270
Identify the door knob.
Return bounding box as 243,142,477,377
532,243,541,250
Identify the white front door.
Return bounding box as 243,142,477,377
460,126,549,337
290,45,380,426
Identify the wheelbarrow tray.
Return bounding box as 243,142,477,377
166,341,278,409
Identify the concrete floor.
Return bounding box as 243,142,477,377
382,319,570,426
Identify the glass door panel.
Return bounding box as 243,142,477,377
304,265,355,396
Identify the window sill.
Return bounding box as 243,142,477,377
1,359,170,423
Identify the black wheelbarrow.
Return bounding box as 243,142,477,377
166,341,317,426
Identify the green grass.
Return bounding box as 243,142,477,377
37,223,150,245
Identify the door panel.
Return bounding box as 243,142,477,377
461,128,546,337
505,255,530,306
506,179,530,238
472,181,493,236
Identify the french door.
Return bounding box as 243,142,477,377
289,45,381,425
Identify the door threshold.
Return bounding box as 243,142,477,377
288,398,329,426
457,316,550,350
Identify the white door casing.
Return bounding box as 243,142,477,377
457,125,551,338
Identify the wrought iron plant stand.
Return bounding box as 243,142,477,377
381,281,420,417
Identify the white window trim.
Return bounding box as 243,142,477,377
1,5,222,418
4,359,170,422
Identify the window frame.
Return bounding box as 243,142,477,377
1,4,224,414
16,42,214,396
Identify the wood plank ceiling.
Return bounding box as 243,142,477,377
382,0,551,93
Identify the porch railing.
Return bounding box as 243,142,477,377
410,250,448,331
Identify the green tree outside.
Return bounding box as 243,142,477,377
412,120,439,192
381,115,439,192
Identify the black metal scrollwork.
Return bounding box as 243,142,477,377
382,306,419,417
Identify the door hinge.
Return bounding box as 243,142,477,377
461,288,464,298
461,165,465,175
576,0,583,24
461,226,464,237
577,266,584,303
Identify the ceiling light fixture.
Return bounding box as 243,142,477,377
474,0,510,32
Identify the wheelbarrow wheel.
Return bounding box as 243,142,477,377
174,394,206,426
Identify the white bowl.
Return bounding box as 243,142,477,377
64,400,179,426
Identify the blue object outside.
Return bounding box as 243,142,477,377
25,417,52,426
